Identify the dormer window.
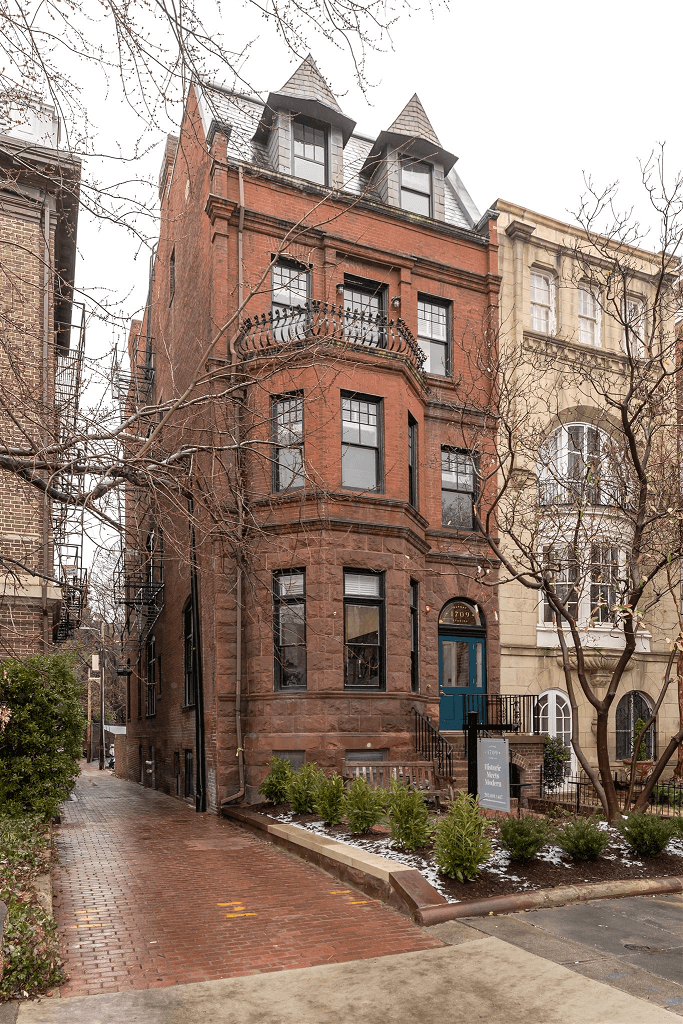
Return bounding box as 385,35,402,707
400,159,432,216
293,120,327,185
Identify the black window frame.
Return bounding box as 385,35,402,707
146,635,156,717
184,749,194,798
271,257,311,314
341,391,383,493
441,447,477,531
410,580,419,694
343,569,385,692
615,690,655,761
273,569,307,691
408,414,418,508
292,117,329,186
271,392,305,493
417,296,450,376
400,158,432,217
342,274,387,348
183,597,196,708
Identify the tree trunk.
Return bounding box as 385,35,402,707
595,708,621,821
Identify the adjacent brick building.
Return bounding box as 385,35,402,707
121,57,501,808
0,104,84,655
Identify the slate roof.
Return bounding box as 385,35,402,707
277,55,344,114
386,95,441,147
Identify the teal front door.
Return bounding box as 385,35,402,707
438,635,486,730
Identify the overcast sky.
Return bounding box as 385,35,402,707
75,0,682,356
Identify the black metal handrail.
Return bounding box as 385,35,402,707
412,706,453,778
236,300,426,379
462,694,541,734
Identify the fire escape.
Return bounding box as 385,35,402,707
53,303,88,642
113,333,163,652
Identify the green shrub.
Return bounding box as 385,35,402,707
314,772,345,825
258,756,295,804
499,815,550,863
342,776,386,834
671,815,683,839
618,812,677,857
433,792,492,881
0,816,65,999
0,654,84,820
287,762,323,814
543,734,571,792
556,815,609,860
387,780,432,851
632,718,648,762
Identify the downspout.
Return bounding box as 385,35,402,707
221,164,246,808
41,194,51,648
189,497,206,812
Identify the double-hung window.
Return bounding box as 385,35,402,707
344,571,384,690
292,120,327,185
408,415,418,508
441,448,476,529
542,546,579,624
272,394,304,491
590,543,619,623
417,298,449,375
400,159,432,216
183,599,196,707
341,393,382,491
624,295,646,358
578,286,600,345
273,570,307,690
539,423,616,507
272,260,310,341
343,278,385,347
530,270,554,333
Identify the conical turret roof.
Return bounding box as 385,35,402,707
254,56,355,145
387,95,441,148
362,95,456,176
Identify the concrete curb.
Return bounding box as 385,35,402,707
223,806,683,926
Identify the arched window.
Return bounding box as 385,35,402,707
536,689,572,750
438,599,483,628
538,423,618,506
615,690,655,761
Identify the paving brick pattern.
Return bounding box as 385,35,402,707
53,762,441,996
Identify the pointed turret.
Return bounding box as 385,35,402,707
362,95,456,176
254,56,356,145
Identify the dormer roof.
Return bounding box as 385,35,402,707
361,94,457,175
253,55,356,145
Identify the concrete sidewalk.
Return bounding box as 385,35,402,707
13,936,679,1024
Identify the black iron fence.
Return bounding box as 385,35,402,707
539,768,683,818
412,707,453,778
462,694,540,734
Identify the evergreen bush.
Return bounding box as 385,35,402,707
632,718,648,762
342,776,386,834
0,654,84,820
618,812,676,857
287,762,323,814
543,734,571,791
387,780,432,851
556,815,609,860
314,772,345,825
258,756,294,804
433,792,492,881
499,815,549,863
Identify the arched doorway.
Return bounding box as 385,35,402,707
537,689,575,773
438,599,486,730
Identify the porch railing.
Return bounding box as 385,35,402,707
412,707,453,778
462,694,541,734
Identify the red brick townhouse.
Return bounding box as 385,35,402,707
120,56,501,808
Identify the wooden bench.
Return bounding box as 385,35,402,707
341,760,435,792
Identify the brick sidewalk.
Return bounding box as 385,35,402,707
52,763,441,997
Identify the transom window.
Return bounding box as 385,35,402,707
539,423,618,506
344,571,384,690
530,270,555,333
293,120,327,185
400,159,432,216
341,394,381,491
441,448,476,529
272,394,304,492
417,298,449,375
273,571,306,690
578,286,600,346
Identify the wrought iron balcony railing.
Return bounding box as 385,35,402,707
236,301,426,378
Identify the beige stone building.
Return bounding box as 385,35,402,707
494,199,680,777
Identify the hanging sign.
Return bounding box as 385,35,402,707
477,737,510,812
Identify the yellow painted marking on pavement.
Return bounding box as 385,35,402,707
225,912,257,918
329,890,351,894
68,923,107,929
347,900,373,905
216,902,243,906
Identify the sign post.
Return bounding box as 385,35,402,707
467,711,478,796
477,737,510,813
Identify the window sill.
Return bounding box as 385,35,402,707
536,623,651,653
343,686,386,693
181,703,196,712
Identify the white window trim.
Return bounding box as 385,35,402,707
578,285,601,347
623,294,647,359
530,269,556,335
538,423,619,507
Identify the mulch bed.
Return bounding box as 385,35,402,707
258,802,683,903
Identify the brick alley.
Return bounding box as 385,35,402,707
52,762,441,997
